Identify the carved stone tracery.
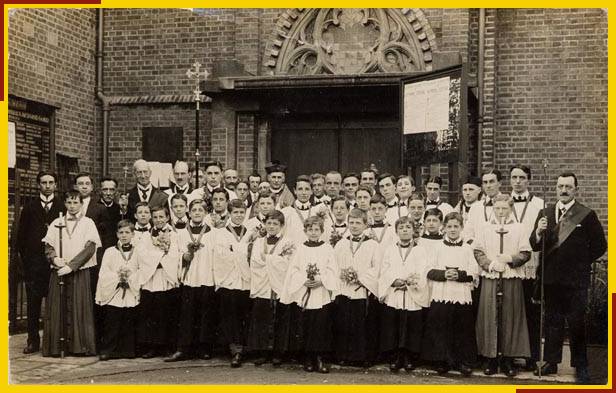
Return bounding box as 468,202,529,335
265,8,436,75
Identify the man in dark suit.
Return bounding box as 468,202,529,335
16,171,64,354
98,177,123,247
127,159,169,220
531,172,607,383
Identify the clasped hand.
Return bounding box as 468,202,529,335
304,279,323,289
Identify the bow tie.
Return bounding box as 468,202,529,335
175,187,187,194
513,196,528,203
175,221,187,229
135,226,149,232
426,200,439,205
334,223,347,228
443,239,463,247
305,240,323,247
296,204,310,211
66,215,78,221
372,222,385,228
351,236,363,242
422,233,443,240
120,244,133,252
266,235,279,245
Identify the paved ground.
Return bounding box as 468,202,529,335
8,333,607,385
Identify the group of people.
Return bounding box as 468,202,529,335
15,158,606,383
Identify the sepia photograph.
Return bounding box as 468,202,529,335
6,7,608,386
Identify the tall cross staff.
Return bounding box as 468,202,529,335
495,220,509,368
54,212,67,358
186,61,209,190
538,158,549,377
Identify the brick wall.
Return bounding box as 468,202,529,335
493,8,608,227
8,8,99,176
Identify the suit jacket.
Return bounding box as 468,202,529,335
98,200,122,248
127,185,169,221
530,201,606,289
15,196,64,286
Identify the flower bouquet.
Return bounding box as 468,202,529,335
152,230,171,254
301,263,320,310
117,266,131,299
329,229,343,247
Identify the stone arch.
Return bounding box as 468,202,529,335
264,8,437,75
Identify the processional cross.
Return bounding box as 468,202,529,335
186,61,209,189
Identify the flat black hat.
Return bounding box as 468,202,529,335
265,160,287,174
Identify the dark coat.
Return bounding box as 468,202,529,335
15,196,64,288
126,185,169,221
530,201,606,289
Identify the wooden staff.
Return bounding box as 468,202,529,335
538,158,549,377
54,212,67,358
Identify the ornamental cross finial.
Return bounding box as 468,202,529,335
186,61,209,102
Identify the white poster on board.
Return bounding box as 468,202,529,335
8,122,16,168
403,76,450,134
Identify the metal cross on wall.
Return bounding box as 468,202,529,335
186,61,209,190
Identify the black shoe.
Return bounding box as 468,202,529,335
142,350,158,359
230,353,241,368
164,351,191,362
99,354,111,361
435,362,450,374
523,359,537,371
458,363,472,376
253,357,267,366
200,352,212,360
303,359,315,372
484,358,498,375
534,362,558,376
404,359,415,372
23,343,40,354
315,356,329,373
501,358,517,377
575,366,591,384
389,354,402,372
338,360,346,367
272,357,282,367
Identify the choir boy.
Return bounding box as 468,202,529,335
132,202,152,247
473,194,531,377
333,208,379,366
137,206,180,359
393,175,415,222
212,199,252,367
367,193,397,265
355,185,373,216
464,169,503,243
424,176,454,216
378,216,429,372
42,190,101,356
281,175,323,244
417,208,444,265
422,212,477,375
95,220,140,360
169,194,189,231
166,199,217,362
323,196,350,247
204,188,230,229
247,210,296,366
454,176,482,226
282,216,339,373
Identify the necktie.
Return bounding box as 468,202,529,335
513,196,528,202
41,199,51,212
140,189,148,201
136,227,148,232
559,207,567,221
